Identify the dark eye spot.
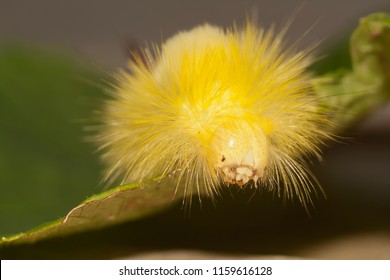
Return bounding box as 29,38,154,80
221,155,226,162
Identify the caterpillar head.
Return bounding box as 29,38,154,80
211,121,269,186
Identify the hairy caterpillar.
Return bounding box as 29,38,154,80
97,22,332,209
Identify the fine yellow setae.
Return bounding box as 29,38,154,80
97,23,332,208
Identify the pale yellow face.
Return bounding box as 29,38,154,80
211,121,269,186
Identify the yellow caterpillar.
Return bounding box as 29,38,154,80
97,22,332,209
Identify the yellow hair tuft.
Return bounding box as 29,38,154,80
97,22,332,208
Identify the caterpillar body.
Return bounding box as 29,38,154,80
97,22,332,208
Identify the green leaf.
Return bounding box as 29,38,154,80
315,12,390,127
1,177,180,245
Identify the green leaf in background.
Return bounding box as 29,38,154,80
0,45,105,236
1,12,390,251
315,12,390,127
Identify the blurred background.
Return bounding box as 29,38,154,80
0,0,389,259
